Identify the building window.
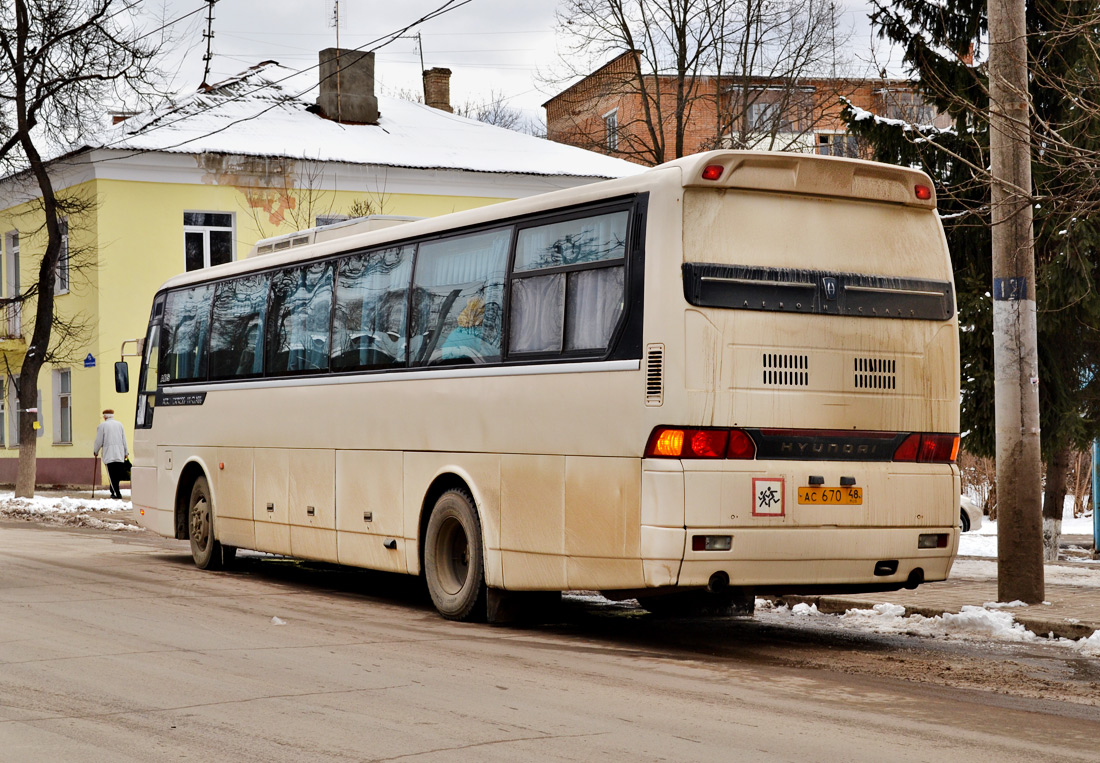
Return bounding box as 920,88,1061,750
603,109,619,152
8,378,43,446
53,369,71,444
816,132,859,158
4,231,18,337
883,90,938,126
747,100,791,132
183,212,234,272
54,218,69,295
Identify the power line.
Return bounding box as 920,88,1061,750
84,0,476,160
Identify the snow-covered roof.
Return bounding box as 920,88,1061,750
83,62,643,179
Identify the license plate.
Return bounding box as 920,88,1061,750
797,486,863,505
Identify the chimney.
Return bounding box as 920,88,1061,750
316,48,378,124
423,68,453,113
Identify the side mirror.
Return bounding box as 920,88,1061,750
114,361,130,393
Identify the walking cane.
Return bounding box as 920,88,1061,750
92,455,99,499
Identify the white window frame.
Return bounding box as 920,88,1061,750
4,231,18,337
603,108,619,152
54,218,69,295
183,212,236,271
816,131,859,158
53,368,72,444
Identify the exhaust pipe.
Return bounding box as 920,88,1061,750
707,571,729,593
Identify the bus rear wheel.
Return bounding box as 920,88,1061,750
424,488,486,621
188,476,232,570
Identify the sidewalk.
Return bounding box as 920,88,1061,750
779,554,1100,641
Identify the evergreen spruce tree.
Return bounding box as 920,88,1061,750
844,1,1100,548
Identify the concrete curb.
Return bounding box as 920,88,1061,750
776,594,1099,642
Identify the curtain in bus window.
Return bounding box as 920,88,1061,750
268,262,334,374
514,211,628,272
508,274,564,354
332,245,413,370
412,229,510,365
565,266,624,351
209,273,271,379
161,285,214,382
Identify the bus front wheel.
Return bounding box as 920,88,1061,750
424,488,486,621
188,476,233,570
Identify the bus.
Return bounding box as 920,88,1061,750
119,150,961,622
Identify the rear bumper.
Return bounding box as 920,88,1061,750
646,524,958,592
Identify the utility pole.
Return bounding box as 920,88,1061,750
200,0,218,89
988,0,1044,603
330,0,345,120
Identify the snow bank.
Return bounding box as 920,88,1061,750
757,598,1100,656
0,492,139,532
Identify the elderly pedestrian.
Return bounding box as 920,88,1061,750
93,409,129,500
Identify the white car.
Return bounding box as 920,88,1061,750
960,495,983,533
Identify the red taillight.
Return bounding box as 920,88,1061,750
727,429,756,459
689,429,728,458
893,433,959,463
915,184,932,200
702,164,724,181
646,427,754,459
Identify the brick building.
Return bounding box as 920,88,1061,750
544,51,951,165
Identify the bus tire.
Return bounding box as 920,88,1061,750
188,475,225,571
424,488,486,621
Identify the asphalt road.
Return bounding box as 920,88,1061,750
2,520,1099,762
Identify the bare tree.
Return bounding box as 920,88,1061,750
0,0,162,496
547,0,852,165
455,90,546,137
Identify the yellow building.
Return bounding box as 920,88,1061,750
0,53,639,486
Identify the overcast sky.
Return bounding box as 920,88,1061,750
152,1,899,121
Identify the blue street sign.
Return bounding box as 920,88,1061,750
84,353,96,368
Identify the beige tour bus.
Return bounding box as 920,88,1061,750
119,150,961,621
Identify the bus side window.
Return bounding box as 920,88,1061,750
509,210,628,357
411,229,510,366
161,285,215,383
331,245,413,371
208,274,271,380
267,261,335,374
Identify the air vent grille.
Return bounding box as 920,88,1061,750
854,357,897,390
646,344,664,406
762,353,808,386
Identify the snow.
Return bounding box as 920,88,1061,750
758,599,1100,658
77,62,644,180
0,491,139,532
959,496,1096,563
